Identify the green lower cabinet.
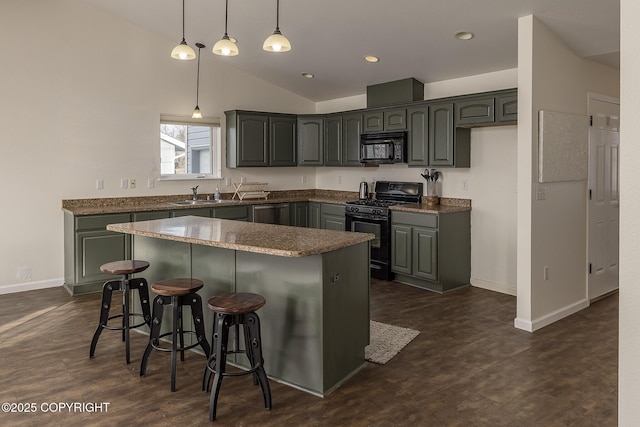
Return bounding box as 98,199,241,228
320,203,345,231
212,205,251,221
290,202,309,227
309,202,321,229
171,208,212,218
132,210,171,221
391,210,469,293
64,212,132,295
412,227,438,281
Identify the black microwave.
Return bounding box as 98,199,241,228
359,132,407,164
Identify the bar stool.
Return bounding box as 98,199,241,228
140,278,211,392
203,292,272,421
89,260,151,364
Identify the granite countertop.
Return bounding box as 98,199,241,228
107,215,374,257
62,190,471,216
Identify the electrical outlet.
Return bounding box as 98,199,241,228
536,186,546,200
120,178,129,189
96,179,104,190
240,177,246,184
543,266,549,281
225,177,231,186
129,178,136,189
301,175,307,184
462,180,468,190
147,178,155,189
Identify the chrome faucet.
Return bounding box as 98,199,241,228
191,185,199,201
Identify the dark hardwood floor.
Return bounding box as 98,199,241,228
0,279,617,426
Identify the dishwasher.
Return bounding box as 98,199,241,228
252,203,290,225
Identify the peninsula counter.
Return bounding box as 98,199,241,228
107,215,374,397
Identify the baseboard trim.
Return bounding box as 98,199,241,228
470,278,516,296
514,298,590,333
0,278,64,295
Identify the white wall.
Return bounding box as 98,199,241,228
619,0,640,422
515,16,619,331
315,70,519,295
0,0,315,291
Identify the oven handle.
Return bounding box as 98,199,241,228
345,212,389,223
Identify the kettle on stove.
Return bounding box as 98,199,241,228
359,181,369,200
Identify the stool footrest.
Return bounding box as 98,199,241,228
103,312,148,331
150,331,202,353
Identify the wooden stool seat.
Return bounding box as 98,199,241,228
207,292,266,314
151,278,204,296
100,260,150,275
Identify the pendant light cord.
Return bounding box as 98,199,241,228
182,0,186,39
224,0,229,35
196,47,201,105
276,0,280,31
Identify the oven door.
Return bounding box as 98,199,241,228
345,213,391,279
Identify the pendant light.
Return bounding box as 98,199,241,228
213,0,239,56
263,0,291,52
192,43,205,119
171,0,196,60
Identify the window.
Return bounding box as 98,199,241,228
160,115,222,179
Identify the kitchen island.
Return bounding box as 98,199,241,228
107,215,374,397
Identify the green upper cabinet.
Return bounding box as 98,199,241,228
428,102,470,167
342,112,363,166
226,110,296,167
455,97,495,126
297,116,324,166
407,104,429,166
269,115,297,166
496,93,518,124
363,108,406,133
324,114,342,166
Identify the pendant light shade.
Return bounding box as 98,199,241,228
171,0,196,60
213,0,239,56
263,0,291,52
192,43,205,119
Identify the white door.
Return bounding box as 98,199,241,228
588,94,620,300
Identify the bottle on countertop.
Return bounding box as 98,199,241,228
214,186,221,201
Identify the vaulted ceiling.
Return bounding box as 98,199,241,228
81,0,620,101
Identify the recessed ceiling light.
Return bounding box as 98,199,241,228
301,72,314,79
454,31,474,40
364,55,380,63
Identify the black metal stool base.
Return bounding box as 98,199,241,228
89,276,151,364
203,311,272,421
140,293,210,392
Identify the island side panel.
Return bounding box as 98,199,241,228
235,251,325,395
322,242,370,392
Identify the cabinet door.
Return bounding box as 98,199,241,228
455,98,495,126
322,215,345,231
237,114,269,166
172,208,211,218
342,112,363,166
324,115,342,166
309,202,321,229
297,117,324,166
496,94,518,123
407,105,429,166
384,108,407,131
133,211,171,221
270,115,297,166
429,102,455,166
412,227,438,281
76,231,130,284
391,224,412,275
213,206,250,221
363,111,384,133
291,202,309,227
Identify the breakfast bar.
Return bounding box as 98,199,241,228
107,215,374,397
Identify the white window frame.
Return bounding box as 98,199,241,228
159,114,222,180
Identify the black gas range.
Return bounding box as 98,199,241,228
345,181,423,280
